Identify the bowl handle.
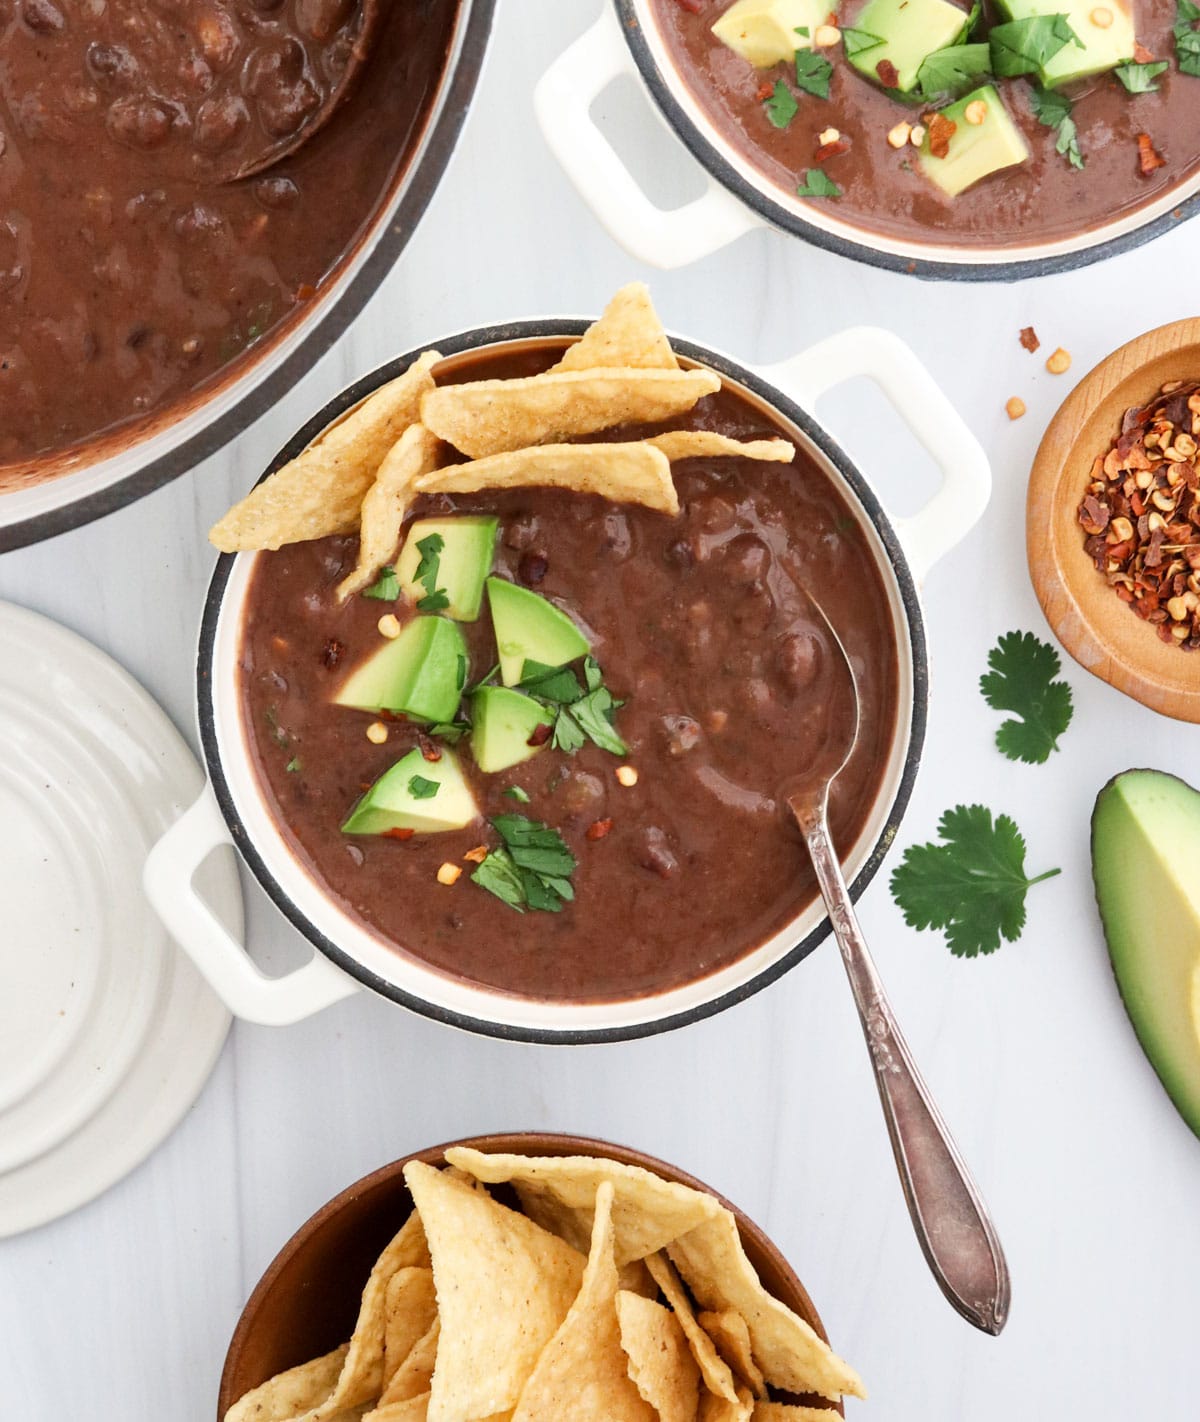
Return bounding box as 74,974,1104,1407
757,327,992,580
143,789,360,1026
534,5,762,269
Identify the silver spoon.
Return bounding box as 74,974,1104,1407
785,591,1011,1335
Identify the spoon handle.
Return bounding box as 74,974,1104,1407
798,807,1011,1335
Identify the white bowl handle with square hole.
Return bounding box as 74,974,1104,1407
535,5,764,268
757,327,991,580
144,789,360,1025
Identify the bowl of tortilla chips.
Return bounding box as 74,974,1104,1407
218,1134,864,1422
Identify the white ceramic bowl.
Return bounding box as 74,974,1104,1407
536,0,1200,280
143,319,990,1043
0,0,495,553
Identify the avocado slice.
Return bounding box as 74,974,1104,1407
343,746,479,836
1092,770,1200,1138
395,516,499,622
992,0,1133,86
334,616,467,724
471,686,555,774
712,0,833,68
486,578,590,688
846,0,970,93
916,85,1029,197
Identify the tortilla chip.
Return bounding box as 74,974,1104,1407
364,1396,431,1422
644,1254,737,1404
415,444,678,516
224,1346,349,1422
618,1258,660,1300
511,1181,655,1422
647,433,794,464
616,1290,699,1422
443,1149,722,1267
382,1268,438,1390
419,368,719,460
381,1318,440,1406
751,1406,839,1421
404,1161,585,1422
699,1386,754,1422
210,352,441,552
550,284,677,373
698,1311,766,1399
667,1216,865,1402
337,423,441,599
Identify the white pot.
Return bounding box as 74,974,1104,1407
535,0,1200,279
0,0,496,553
143,320,990,1043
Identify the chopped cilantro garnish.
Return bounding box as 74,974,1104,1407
503,785,531,803
841,27,885,58
794,25,810,36
519,661,587,704
408,775,440,800
519,657,627,755
362,565,400,601
1029,86,1084,170
470,815,577,913
763,79,799,128
959,0,983,39
1115,60,1169,92
793,49,833,100
916,43,991,100
466,663,500,695
1175,0,1200,77
265,706,289,749
285,757,302,773
988,15,1080,78
796,167,841,198
428,720,469,744
413,533,449,611
890,805,1060,958
979,630,1074,764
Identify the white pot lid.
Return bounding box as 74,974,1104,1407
0,603,238,1237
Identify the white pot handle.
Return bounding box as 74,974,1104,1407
757,327,991,581
143,789,360,1026
535,5,763,269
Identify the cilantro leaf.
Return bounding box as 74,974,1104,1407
989,14,1080,78
551,707,586,753
796,167,841,198
428,720,469,744
1029,86,1084,169
763,79,799,128
519,661,585,704
470,847,526,912
362,565,400,601
794,49,833,100
416,590,450,611
890,805,1060,957
1115,60,1169,92
979,630,1074,764
407,774,440,800
841,27,885,58
412,533,449,611
503,785,531,803
569,686,628,756
1175,0,1200,77
916,42,992,99
471,816,578,913
959,0,983,40
285,756,302,773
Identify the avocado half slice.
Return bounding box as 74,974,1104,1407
1092,769,1200,1138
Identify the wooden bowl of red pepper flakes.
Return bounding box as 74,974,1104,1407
1028,318,1200,725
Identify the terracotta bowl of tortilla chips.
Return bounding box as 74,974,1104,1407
218,1133,858,1422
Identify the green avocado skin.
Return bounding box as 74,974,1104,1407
1091,769,1200,1140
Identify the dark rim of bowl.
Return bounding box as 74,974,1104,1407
616,0,1200,282
217,1130,841,1419
196,320,929,1046
0,0,497,555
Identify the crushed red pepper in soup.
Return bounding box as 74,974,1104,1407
237,346,901,1003
0,0,459,476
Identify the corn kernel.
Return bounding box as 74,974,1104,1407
377,613,401,639
437,863,462,886
366,721,388,744
615,765,639,787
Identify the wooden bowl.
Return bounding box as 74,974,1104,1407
1028,318,1200,723
217,1133,844,1419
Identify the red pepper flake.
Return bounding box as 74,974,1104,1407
1137,132,1165,177
586,818,614,841
926,113,957,159
814,137,850,163
756,81,774,102
384,827,415,841
876,59,900,88
1019,326,1040,354
1133,41,1156,63
527,721,553,748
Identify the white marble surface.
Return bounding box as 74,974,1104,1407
3,1,1199,1416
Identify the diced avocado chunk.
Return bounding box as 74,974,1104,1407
342,746,478,836
486,578,590,688
395,516,498,622
1092,770,1200,1138
471,686,554,774
711,0,832,68
993,0,1133,86
334,616,467,724
916,85,1029,197
846,0,970,92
